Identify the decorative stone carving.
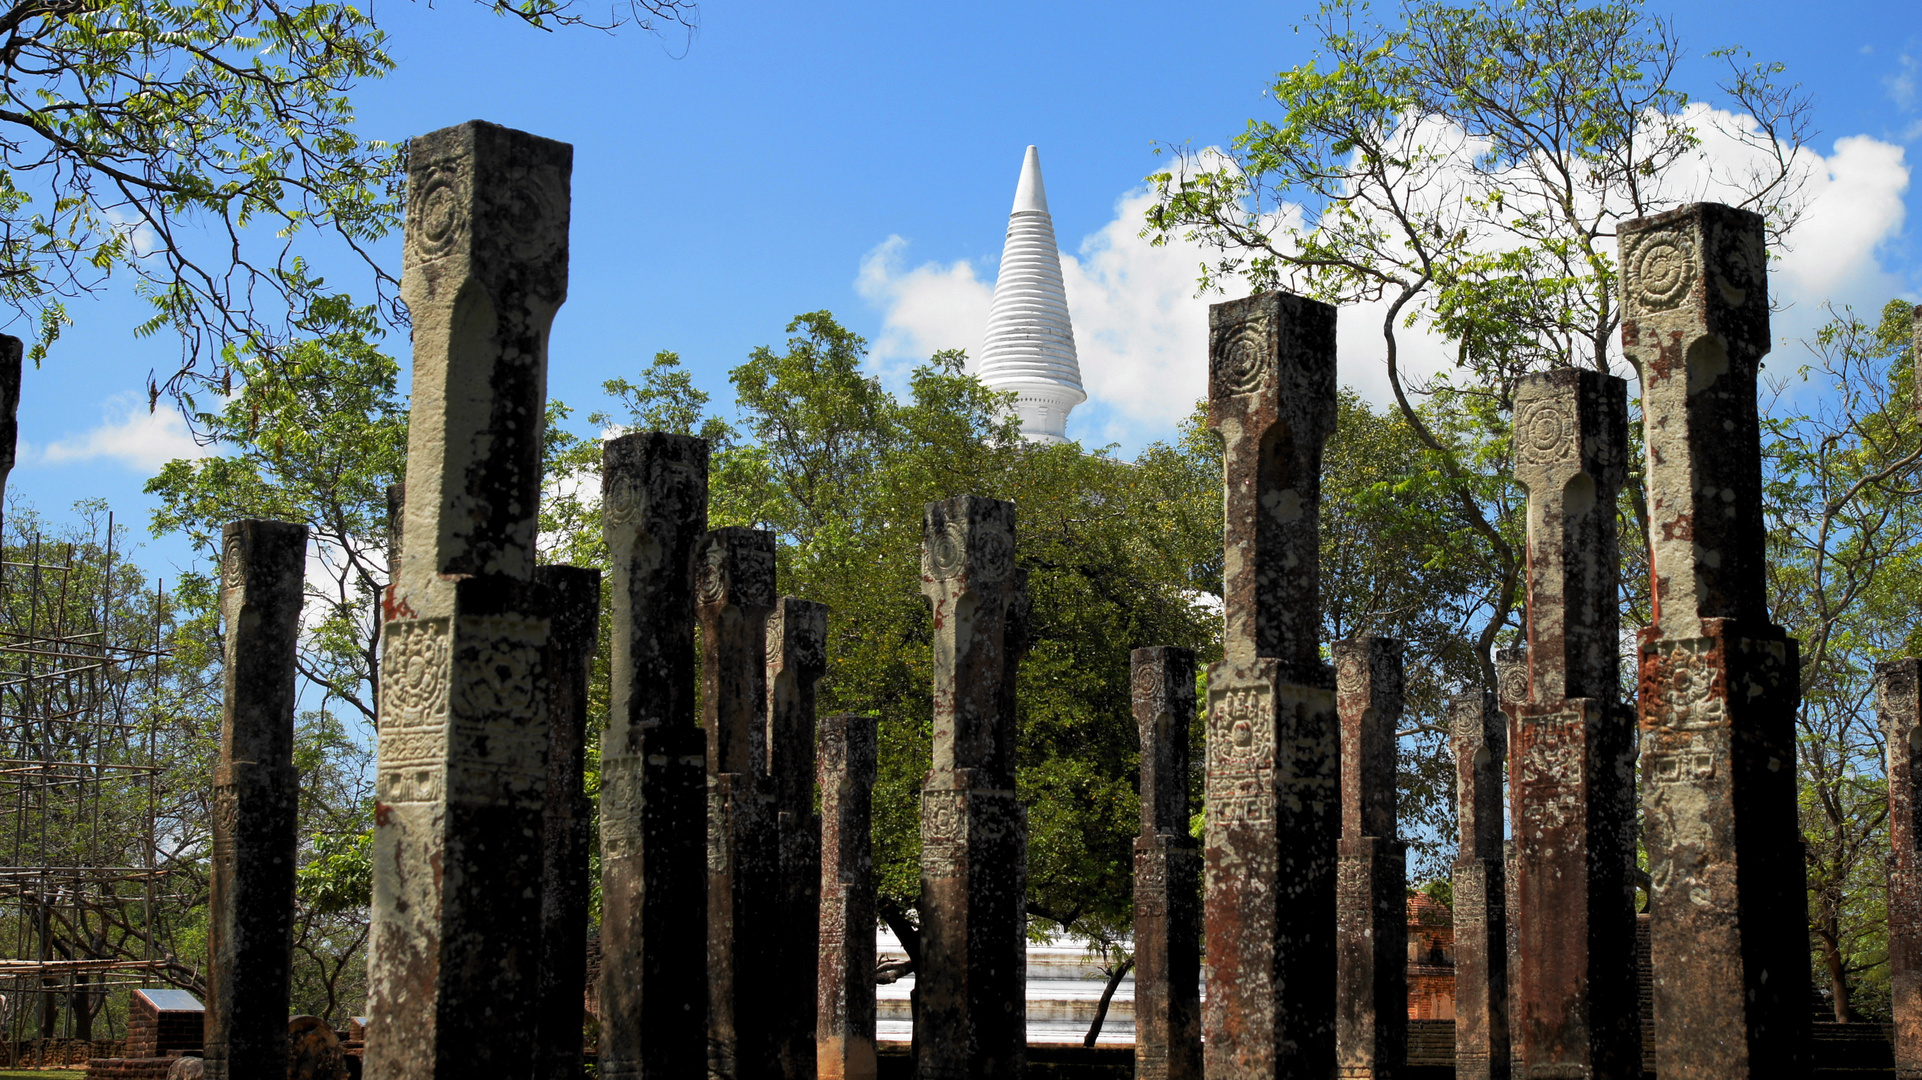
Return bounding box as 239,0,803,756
1132,647,1200,1080
917,495,1029,1080
1333,636,1406,1080
1203,291,1340,1080
598,433,708,1080
818,714,878,1080
1621,202,1810,1076
204,520,307,1080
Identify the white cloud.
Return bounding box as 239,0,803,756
1888,53,1918,112
26,393,211,471
858,109,1912,448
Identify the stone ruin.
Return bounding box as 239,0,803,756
178,117,1858,1080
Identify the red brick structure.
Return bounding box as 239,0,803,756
1406,895,1455,1021
85,988,204,1080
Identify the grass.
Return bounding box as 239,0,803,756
0,1070,85,1077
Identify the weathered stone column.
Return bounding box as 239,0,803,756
1132,646,1200,1080
1508,367,1641,1079
1334,636,1406,1080
1451,690,1509,1080
917,495,1028,1080
1620,202,1810,1076
817,713,878,1080
534,565,599,1080
0,335,19,507
204,520,307,1080
1880,660,1922,1080
599,432,710,1080
1202,292,1339,1080
700,527,780,1080
770,596,829,1080
1493,645,1525,1077
367,119,570,1080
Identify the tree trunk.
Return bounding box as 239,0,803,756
1818,919,1856,1023
1082,957,1133,1048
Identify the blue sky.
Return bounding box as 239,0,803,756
8,0,1921,586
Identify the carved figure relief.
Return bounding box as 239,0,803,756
379,619,452,804
1646,638,1729,732
922,789,967,861
1207,686,1276,823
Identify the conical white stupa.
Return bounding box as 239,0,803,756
977,146,1084,444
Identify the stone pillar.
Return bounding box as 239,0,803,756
1880,660,1922,1080
1620,202,1810,1076
817,713,878,1080
916,495,1028,1080
700,527,779,1080
1508,368,1641,1078
534,566,599,1080
0,335,18,504
1334,637,1406,1080
1493,648,1525,1080
204,520,307,1080
1132,646,1201,1080
598,432,710,1080
770,597,830,1080
367,119,570,1080
1202,292,1339,1080
1451,691,1509,1080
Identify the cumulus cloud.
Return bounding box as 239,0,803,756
858,111,1910,448
26,393,211,471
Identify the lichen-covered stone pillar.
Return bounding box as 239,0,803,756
1132,646,1200,1080
204,520,307,1080
817,713,878,1080
1508,368,1640,1078
700,527,780,1080
1334,637,1406,1080
770,597,829,1080
368,119,570,1080
1451,691,1509,1080
1620,202,1810,1076
1202,292,1339,1080
1493,645,1525,1074
599,432,709,1079
1880,660,1922,1080
917,495,1027,1080
534,566,599,1080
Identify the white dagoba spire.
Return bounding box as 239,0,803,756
977,145,1084,444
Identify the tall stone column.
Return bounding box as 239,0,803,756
534,566,599,1080
1493,645,1525,1076
0,336,19,512
205,520,307,1080
1508,368,1640,1078
599,432,709,1080
701,527,780,1080
368,120,571,1080
1880,660,1922,1080
1334,636,1406,1080
1621,202,1810,1076
1202,292,1339,1080
1131,646,1200,1080
1451,691,1509,1080
770,596,830,1080
917,495,1028,1080
817,713,878,1080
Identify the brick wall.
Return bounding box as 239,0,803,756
83,1057,180,1080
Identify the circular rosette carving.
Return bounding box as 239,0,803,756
454,633,539,718
1335,654,1367,698
1211,320,1270,398
407,161,467,263
765,609,785,666
1715,229,1766,308
1626,229,1695,313
968,523,1013,585
1497,665,1529,708
220,550,247,595
495,167,565,262
1513,398,1575,467
923,520,967,582
602,474,644,536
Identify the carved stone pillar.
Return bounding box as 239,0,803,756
700,527,779,1080
534,566,599,1080
1452,691,1509,1080
817,713,877,1080
1621,202,1809,1076
204,520,306,1080
916,496,1028,1080
1202,292,1339,1080
598,432,709,1080
770,597,829,1080
1881,660,1922,1080
1509,368,1640,1078
1334,636,1406,1080
368,119,571,1080
1132,646,1200,1080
